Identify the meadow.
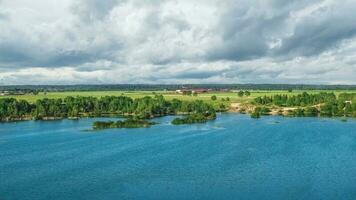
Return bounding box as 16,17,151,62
1,90,355,104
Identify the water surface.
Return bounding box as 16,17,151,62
1,114,356,200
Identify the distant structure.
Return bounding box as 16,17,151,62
175,88,230,95
0,91,9,96
176,89,209,94
0,90,26,96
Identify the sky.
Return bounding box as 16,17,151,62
0,0,356,85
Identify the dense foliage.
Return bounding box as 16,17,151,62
254,92,337,106
171,112,216,125
287,107,319,117
93,119,156,130
254,92,356,117
250,107,271,118
250,112,261,119
237,90,251,97
238,91,244,97
0,95,218,122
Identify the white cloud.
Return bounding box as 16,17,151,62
0,0,355,84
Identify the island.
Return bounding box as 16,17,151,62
93,119,157,130
172,112,216,125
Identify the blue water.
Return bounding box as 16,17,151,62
1,114,356,200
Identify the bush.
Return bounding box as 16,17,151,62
254,106,271,115
304,107,318,116
172,112,216,125
251,112,260,118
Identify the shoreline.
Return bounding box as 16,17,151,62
2,110,354,124
228,103,355,118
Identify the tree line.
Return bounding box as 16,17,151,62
254,92,339,106
253,92,356,117
0,95,218,122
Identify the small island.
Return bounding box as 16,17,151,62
93,119,157,130
172,112,216,125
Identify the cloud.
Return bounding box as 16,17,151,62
275,0,356,58
71,0,123,22
0,12,7,20
0,0,355,84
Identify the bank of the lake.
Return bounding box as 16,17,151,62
1,114,356,200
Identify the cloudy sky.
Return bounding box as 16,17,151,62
0,0,355,85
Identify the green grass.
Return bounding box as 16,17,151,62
1,90,355,104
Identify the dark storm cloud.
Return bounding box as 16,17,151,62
275,3,356,58
206,0,294,61
206,2,273,61
0,42,115,68
207,0,356,61
0,44,30,65
40,51,95,67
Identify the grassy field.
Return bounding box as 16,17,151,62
1,90,355,104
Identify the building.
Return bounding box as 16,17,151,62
0,91,9,96
176,89,208,94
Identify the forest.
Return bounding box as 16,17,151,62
0,95,217,123
253,92,356,117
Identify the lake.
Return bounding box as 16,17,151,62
1,114,356,200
